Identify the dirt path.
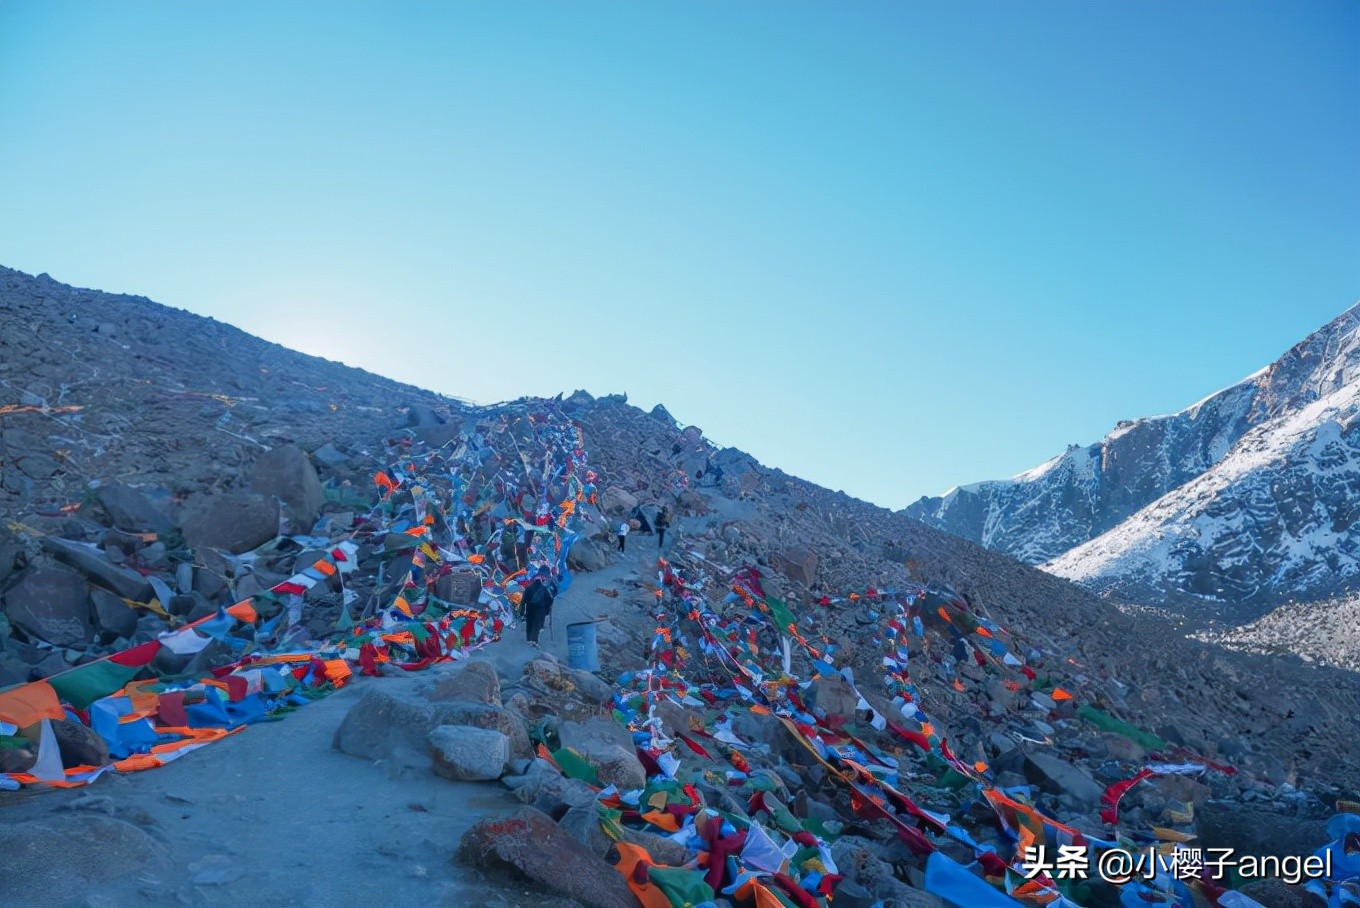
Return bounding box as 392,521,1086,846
0,680,534,907
0,504,728,907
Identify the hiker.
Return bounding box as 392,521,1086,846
617,520,630,552
655,506,671,550
522,568,556,648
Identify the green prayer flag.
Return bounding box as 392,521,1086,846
647,866,714,908
765,597,796,633
552,746,600,784
1076,705,1167,751
48,659,142,709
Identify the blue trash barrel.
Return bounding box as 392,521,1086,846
566,620,600,672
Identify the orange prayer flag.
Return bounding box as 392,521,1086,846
226,601,258,623
1051,688,1073,701
0,681,65,727
112,753,164,773
323,660,352,685
640,810,680,832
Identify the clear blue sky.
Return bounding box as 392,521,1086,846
1,2,1356,508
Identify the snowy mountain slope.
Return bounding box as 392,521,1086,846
1046,377,1360,611
905,302,1360,609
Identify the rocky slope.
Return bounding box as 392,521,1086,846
905,302,1360,613
1194,593,1360,672
2,266,1358,907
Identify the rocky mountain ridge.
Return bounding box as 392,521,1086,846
905,302,1360,614
1,266,1358,907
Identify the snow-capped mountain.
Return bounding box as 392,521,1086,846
905,302,1360,612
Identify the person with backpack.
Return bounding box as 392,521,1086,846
655,506,671,550
522,568,556,648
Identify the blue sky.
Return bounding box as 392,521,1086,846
1,2,1356,508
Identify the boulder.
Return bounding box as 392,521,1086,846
599,487,638,516
1195,802,1330,861
182,491,280,554
2,565,93,647
808,673,859,725
40,536,153,602
90,588,138,643
1022,752,1105,806
95,484,174,534
309,442,350,470
333,684,532,773
563,804,692,865
618,825,688,866
557,805,613,856
566,667,613,705
193,549,232,602
0,525,23,585
0,743,36,773
430,660,502,707
567,537,611,572
250,445,325,534
333,683,442,771
457,807,641,908
50,717,110,768
770,546,819,585
435,700,534,762
0,816,168,905
429,725,510,781
435,571,482,606
557,717,647,790
676,489,711,515
32,651,68,679
415,423,461,449
510,767,600,815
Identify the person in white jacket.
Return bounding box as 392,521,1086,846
617,520,629,552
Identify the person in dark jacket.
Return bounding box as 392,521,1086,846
522,570,556,648
655,506,671,550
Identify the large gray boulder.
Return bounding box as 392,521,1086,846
41,536,153,602
51,717,110,768
430,660,502,707
567,537,612,572
770,546,819,585
558,716,647,790
458,807,641,908
182,491,279,554
250,444,325,534
808,673,859,725
1022,751,1105,806
333,683,532,774
429,725,510,781
598,487,638,516
96,483,174,534
2,565,92,647
90,588,138,642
